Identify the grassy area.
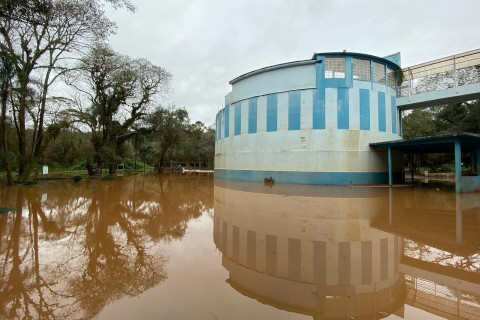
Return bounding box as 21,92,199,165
0,166,156,185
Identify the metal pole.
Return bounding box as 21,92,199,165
455,140,461,193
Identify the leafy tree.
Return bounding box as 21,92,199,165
176,121,215,169
147,106,189,173
435,101,480,134
67,44,171,174
0,0,116,179
402,108,437,140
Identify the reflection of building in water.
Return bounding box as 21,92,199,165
375,188,480,320
213,181,403,319
213,181,480,319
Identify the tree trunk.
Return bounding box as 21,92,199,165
157,152,165,173
86,160,95,176
31,67,51,169
109,163,116,174
17,93,27,179
1,87,13,185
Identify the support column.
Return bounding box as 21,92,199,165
388,146,393,187
477,148,480,175
454,140,461,193
471,153,475,175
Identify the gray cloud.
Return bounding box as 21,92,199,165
106,0,480,126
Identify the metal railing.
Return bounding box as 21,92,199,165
405,274,480,319
398,48,480,99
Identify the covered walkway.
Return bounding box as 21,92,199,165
370,133,480,192
397,48,480,110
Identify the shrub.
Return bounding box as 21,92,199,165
101,174,115,181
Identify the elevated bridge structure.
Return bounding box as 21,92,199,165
397,48,480,110
373,49,480,193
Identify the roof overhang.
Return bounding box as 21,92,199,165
370,133,480,153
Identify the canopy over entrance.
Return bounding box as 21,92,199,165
370,133,480,193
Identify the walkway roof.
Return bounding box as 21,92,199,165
370,133,480,153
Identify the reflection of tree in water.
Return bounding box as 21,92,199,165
404,239,480,272
0,175,213,319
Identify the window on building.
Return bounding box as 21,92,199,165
325,57,345,78
387,66,395,87
372,61,385,83
353,58,370,80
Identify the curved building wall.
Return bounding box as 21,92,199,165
215,52,403,185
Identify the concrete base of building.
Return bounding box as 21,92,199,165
214,169,403,185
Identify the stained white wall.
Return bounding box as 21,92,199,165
231,63,316,103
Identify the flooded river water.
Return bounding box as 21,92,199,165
0,175,479,319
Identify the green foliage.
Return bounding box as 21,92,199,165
147,105,190,172
402,109,437,140
101,174,115,181
434,163,455,173
121,158,148,170
435,101,480,134
402,100,480,139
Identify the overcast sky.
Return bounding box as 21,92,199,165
105,0,480,126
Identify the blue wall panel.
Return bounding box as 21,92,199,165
313,88,325,129
234,103,241,136
248,97,257,134
378,92,386,132
215,169,403,185
391,95,397,134
267,93,278,132
224,105,230,137
288,91,301,130
359,89,370,130
337,88,349,129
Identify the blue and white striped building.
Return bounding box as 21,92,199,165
215,52,403,185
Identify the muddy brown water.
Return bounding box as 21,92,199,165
0,175,479,319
